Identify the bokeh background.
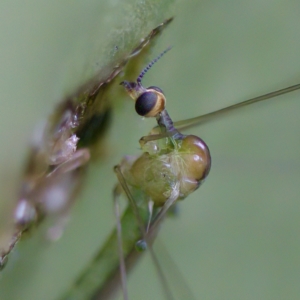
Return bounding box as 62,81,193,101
0,1,300,300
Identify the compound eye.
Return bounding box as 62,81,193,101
147,86,164,94
135,90,165,117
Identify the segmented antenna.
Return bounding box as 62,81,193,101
137,46,172,84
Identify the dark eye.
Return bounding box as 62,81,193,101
135,91,157,116
148,86,164,94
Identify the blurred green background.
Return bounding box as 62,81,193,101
0,1,300,300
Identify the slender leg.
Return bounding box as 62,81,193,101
139,131,173,148
148,182,180,237
114,164,176,300
146,200,154,233
114,165,147,238
113,185,129,300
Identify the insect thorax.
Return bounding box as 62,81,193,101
126,133,211,207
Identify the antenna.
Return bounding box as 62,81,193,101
137,46,172,84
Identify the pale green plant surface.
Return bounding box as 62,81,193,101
1,1,300,300
0,1,174,299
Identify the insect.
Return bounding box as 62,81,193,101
113,53,300,300
58,48,300,300
115,47,211,300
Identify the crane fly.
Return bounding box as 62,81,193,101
115,47,211,300
59,47,300,300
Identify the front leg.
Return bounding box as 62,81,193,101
139,128,174,154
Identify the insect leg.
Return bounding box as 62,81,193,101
113,184,129,300
147,182,180,244
114,165,176,300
